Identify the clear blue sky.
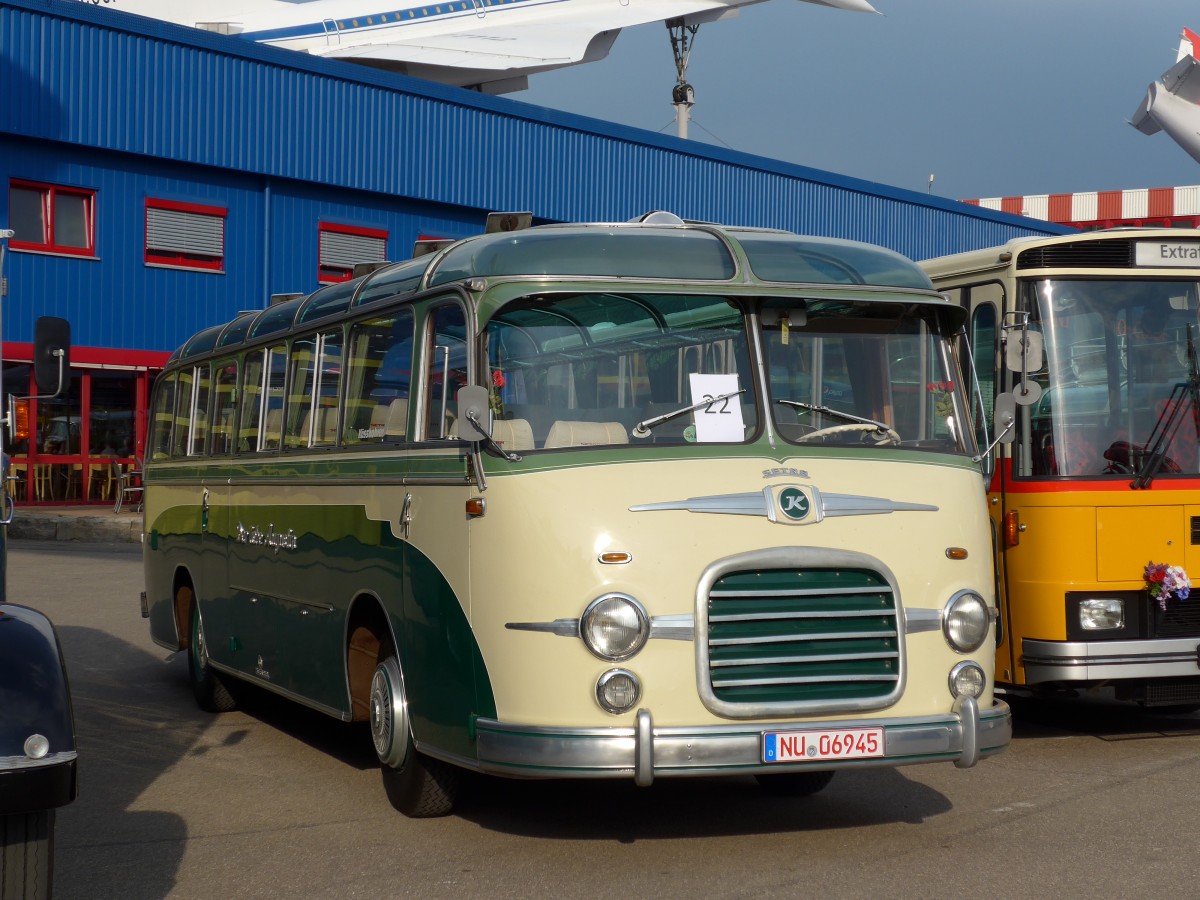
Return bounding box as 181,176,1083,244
519,0,1200,202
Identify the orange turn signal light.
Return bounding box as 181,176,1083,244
1004,510,1020,547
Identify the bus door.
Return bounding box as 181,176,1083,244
224,343,296,689
394,298,480,753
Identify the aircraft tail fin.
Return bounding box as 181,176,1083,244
1178,27,1200,62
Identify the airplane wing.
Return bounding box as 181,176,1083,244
1131,30,1200,163
319,23,607,69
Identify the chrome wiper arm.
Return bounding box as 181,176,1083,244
632,389,746,438
776,399,891,433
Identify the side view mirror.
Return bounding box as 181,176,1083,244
33,316,70,398
993,393,1017,445
455,385,490,442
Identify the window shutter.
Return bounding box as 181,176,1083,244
147,206,224,257
320,229,386,269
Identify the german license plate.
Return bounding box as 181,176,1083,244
763,727,884,763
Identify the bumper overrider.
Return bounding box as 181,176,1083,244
469,696,1011,785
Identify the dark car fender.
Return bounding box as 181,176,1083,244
0,603,77,815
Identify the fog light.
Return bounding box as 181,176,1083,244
1080,597,1124,630
949,662,986,699
596,669,641,714
580,594,649,661
943,590,990,653
23,734,49,760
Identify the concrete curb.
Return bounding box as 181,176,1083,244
9,512,142,544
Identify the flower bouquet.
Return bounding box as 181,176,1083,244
1144,562,1191,610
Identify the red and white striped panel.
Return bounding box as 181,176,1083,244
963,186,1200,225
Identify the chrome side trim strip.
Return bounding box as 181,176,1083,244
507,614,696,641
903,607,942,634
207,658,352,721
0,751,78,771
473,701,1011,779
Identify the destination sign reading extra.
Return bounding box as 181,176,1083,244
1135,241,1200,267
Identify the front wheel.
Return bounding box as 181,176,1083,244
188,598,237,713
1,810,54,900
370,655,459,817
754,770,835,797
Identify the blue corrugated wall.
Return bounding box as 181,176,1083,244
0,0,1066,354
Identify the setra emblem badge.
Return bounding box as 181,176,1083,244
777,486,811,522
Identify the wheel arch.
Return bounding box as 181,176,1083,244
345,591,398,723
171,565,197,650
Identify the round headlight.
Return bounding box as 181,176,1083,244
580,594,649,661
596,669,641,714
949,661,986,699
943,590,990,653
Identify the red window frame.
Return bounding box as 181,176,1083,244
318,221,388,284
9,179,96,257
144,198,227,272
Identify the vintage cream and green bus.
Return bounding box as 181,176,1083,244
922,229,1200,706
141,216,1010,817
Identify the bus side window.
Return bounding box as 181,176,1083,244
344,310,414,445
149,371,177,460
189,364,210,457
423,303,468,440
970,300,998,451
260,345,287,451
210,360,237,456
313,330,342,447
239,350,264,453
285,336,317,449
172,367,194,458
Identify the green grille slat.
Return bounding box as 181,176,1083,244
706,566,900,707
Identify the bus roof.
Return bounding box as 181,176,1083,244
920,227,1200,280
167,221,938,364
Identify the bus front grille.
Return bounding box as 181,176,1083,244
704,567,902,712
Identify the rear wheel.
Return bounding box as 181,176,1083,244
1,810,54,900
188,598,237,713
370,654,458,817
754,770,835,797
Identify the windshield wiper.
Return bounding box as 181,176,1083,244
776,399,892,434
631,389,745,438
1132,324,1200,489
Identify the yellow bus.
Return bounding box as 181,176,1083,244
140,215,1009,817
922,228,1200,706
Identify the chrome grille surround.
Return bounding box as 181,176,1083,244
696,547,905,719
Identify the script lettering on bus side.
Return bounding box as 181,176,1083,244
236,521,298,554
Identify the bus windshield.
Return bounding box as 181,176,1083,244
483,293,970,453
1025,277,1200,477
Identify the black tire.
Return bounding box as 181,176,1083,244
188,598,237,713
754,770,835,797
1,810,54,900
371,655,458,817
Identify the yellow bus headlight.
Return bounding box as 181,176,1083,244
943,590,989,653
580,594,649,661
1079,598,1124,630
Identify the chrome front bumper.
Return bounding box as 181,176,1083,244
1023,637,1200,684
471,697,1011,785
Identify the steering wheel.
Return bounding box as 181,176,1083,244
793,422,902,445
